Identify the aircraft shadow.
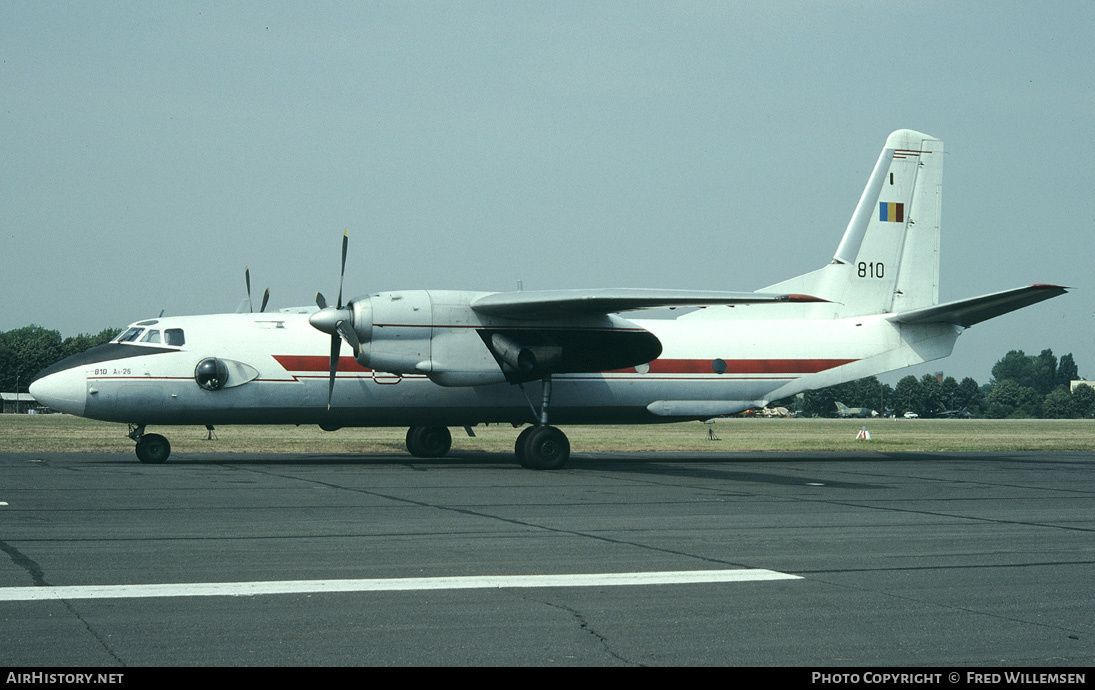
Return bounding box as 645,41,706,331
109,450,940,488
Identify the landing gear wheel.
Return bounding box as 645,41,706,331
518,426,570,470
406,426,452,458
135,433,171,464
514,426,537,466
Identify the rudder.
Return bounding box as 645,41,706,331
761,129,943,316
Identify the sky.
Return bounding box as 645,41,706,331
2,1,1092,384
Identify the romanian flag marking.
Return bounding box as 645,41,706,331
879,202,904,222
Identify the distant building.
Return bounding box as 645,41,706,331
1,392,39,414
1071,381,1095,393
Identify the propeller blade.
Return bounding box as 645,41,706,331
337,229,348,308
245,266,253,313
327,333,341,410
260,288,270,314
314,231,356,410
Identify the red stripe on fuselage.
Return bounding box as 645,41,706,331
273,355,372,373
642,358,856,375
657,359,854,376
272,355,855,375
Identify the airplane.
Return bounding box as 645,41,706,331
29,129,1067,470
834,402,878,418
935,407,974,419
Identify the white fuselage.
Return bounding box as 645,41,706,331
31,304,960,428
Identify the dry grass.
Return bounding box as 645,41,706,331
2,414,1094,454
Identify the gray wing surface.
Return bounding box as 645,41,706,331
469,288,823,319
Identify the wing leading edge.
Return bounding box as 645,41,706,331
469,288,825,319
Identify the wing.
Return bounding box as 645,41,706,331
889,284,1067,328
470,288,825,319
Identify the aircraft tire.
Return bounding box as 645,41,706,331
135,433,171,464
406,426,452,458
513,426,537,466
518,426,570,470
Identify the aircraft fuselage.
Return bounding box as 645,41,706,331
32,303,959,429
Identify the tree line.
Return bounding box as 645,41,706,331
798,349,1093,419
0,325,121,393
1,325,1091,419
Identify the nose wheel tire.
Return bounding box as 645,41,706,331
135,433,171,464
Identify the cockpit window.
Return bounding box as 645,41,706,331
117,328,144,343
116,326,184,347
165,329,185,346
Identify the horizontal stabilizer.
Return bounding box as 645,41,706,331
889,285,1067,328
470,289,824,319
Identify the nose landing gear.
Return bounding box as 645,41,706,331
129,425,171,464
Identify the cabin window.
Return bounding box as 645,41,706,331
165,329,185,346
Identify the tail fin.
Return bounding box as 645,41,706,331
762,129,943,316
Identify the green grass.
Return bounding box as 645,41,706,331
2,414,1094,454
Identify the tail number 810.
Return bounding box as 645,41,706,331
858,262,884,279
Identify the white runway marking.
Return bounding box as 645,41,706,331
0,569,801,602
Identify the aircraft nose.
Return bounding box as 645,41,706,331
29,366,87,416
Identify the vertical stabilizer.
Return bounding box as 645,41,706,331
760,130,943,316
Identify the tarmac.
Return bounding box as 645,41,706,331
1,449,1092,666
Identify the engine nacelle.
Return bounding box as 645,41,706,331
347,290,432,375
319,289,662,387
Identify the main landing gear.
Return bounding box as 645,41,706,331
515,424,570,470
403,424,571,469
404,376,572,470
514,374,571,470
405,425,452,458
129,425,171,464
404,422,571,469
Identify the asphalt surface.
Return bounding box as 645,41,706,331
1,449,1093,667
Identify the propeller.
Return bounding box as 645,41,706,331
308,231,360,409
245,266,270,313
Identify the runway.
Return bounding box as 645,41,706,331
1,449,1092,666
